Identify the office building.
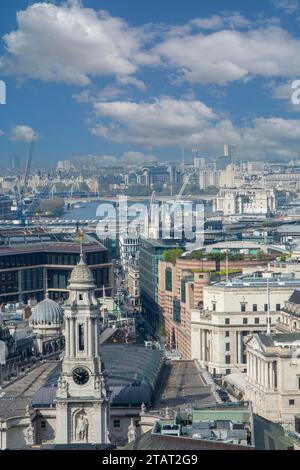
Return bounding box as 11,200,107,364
139,239,184,329
0,229,113,303
224,144,237,164
10,155,22,171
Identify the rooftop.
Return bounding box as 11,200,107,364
214,273,300,288
126,402,292,450
31,344,165,408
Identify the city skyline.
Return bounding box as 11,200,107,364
1,0,300,164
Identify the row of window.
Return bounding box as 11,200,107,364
225,317,271,325
224,354,246,364
212,303,281,312
0,251,108,269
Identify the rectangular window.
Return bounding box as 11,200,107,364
225,318,230,325
113,419,121,428
243,318,248,325
225,331,230,337
173,298,181,324
298,377,300,390
225,355,231,364
253,304,257,312
289,400,295,406
78,324,84,351
276,304,281,312
226,369,231,375
165,268,172,292
212,302,216,311
240,303,246,312
255,317,260,324
225,343,230,352
41,421,46,429
264,304,268,312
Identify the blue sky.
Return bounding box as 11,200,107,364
1,0,300,167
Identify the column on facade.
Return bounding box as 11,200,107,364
255,356,258,383
200,329,203,361
94,319,99,357
269,362,273,389
65,317,70,357
249,352,252,379
264,361,269,389
70,317,75,357
88,318,93,356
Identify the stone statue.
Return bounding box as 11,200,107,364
95,376,100,390
76,413,89,442
24,422,35,446
141,402,146,415
58,376,68,394
165,407,170,419
127,418,137,443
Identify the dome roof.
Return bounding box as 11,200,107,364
31,298,64,324
68,256,96,289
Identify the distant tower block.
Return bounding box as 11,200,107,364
224,144,237,163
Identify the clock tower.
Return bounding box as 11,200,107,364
55,250,110,445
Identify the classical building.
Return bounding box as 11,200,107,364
190,272,300,376
0,253,165,449
30,296,65,356
214,188,276,216
119,233,141,274
127,262,140,309
55,252,110,445
243,290,300,430
245,332,300,431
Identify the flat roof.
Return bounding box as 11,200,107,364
215,275,300,288
0,242,107,256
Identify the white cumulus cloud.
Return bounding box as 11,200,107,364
88,95,300,160
10,125,38,142
154,26,300,85
0,2,150,86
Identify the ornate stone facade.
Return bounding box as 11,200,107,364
55,252,110,445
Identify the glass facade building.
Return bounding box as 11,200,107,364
0,231,113,303
139,239,184,329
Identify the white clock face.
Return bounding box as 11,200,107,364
72,367,90,385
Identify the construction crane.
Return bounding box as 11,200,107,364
23,139,35,190
13,138,36,225
175,172,191,203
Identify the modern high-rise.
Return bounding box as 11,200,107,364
224,144,237,163
10,155,22,171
